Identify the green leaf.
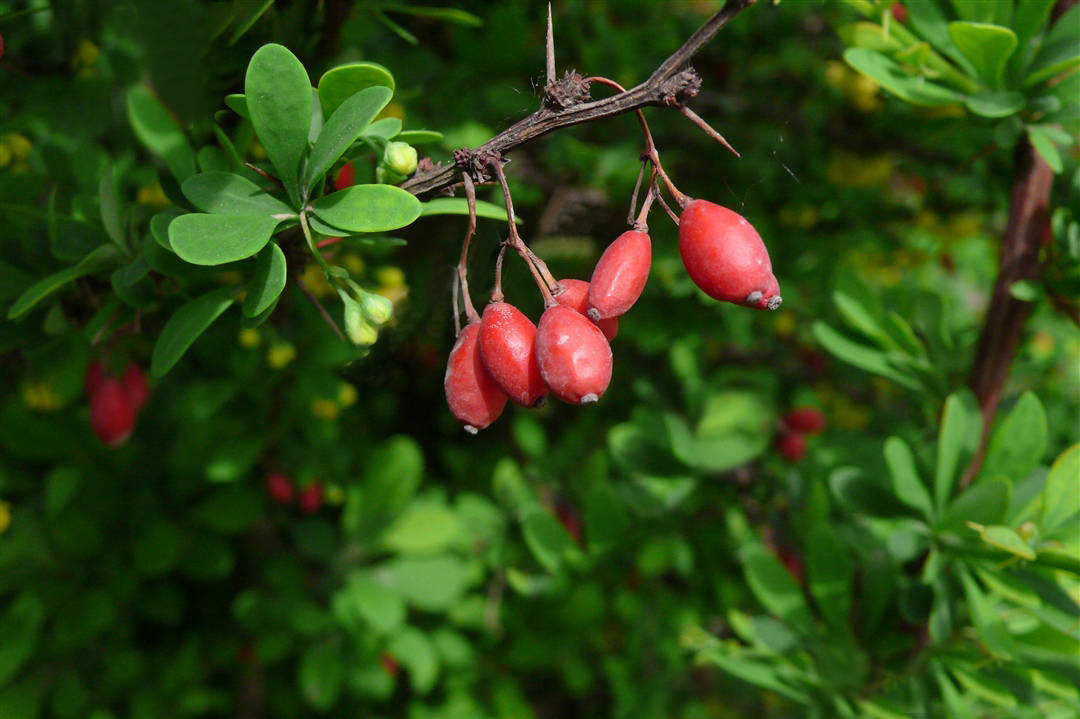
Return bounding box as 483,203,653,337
1025,6,1080,86
935,389,981,511
981,392,1046,481
905,0,979,77
947,22,1017,87
941,476,1011,529
740,543,813,633
0,592,45,685
131,521,184,576
1042,444,1080,533
1028,125,1064,173
318,62,395,117
396,130,443,144
98,164,125,250
379,4,481,27
885,436,935,520
151,287,236,377
1010,0,1056,77
298,642,342,711
812,321,922,390
382,502,462,554
520,505,576,573
169,213,281,265
228,0,274,44
344,435,423,535
979,525,1036,560
837,22,905,53
224,93,248,118
245,44,312,204
242,242,287,318
830,467,915,517
419,197,520,222
843,48,965,106
387,627,439,695
806,525,853,634
959,569,1016,657
928,576,953,643
692,648,811,704
965,90,1025,117
310,185,421,233
950,668,1019,708
338,572,404,634
362,117,403,141
181,171,295,216
206,435,265,483
126,85,196,182
7,245,121,320
304,86,392,191
382,555,470,611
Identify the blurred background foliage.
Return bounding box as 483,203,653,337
0,0,1078,717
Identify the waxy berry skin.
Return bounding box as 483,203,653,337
90,378,136,448
535,306,613,404
479,301,547,407
444,322,508,433
587,230,651,320
553,279,618,341
782,407,826,434
334,161,355,190
678,199,782,310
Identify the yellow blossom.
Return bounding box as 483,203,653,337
22,381,63,411
0,501,10,534
300,264,334,299
267,343,296,369
337,382,358,407
238,329,260,348
310,398,339,420
136,183,170,208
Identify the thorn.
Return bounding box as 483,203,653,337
678,105,740,157
545,3,556,85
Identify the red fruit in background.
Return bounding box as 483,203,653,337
555,503,582,544
0,33,5,60
380,652,400,678
778,547,804,584
445,322,508,433
890,3,908,23
298,482,323,514
535,305,612,404
90,378,136,447
479,301,547,407
553,279,618,340
85,361,106,396
678,199,781,310
782,407,826,434
266,473,295,505
587,230,651,320
122,363,150,412
334,161,355,190
776,431,807,462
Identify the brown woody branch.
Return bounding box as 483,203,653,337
400,0,757,197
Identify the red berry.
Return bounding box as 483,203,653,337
90,378,136,447
478,301,547,407
890,3,908,23
298,482,323,514
85,361,106,397
122,363,150,412
782,407,826,434
678,199,781,310
553,279,618,340
535,305,612,404
0,33,5,61
334,161,355,190
778,547,804,584
445,322,508,433
587,230,651,320
380,652,400,678
555,503,582,544
265,473,295,505
776,431,807,462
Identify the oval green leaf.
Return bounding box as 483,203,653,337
965,91,1026,118
151,287,236,377
224,93,248,118
245,44,312,204
310,185,421,233
169,213,281,266
420,197,520,223
947,22,1017,88
318,62,395,117
885,436,935,520
844,48,965,106
396,130,443,144
362,117,402,142
242,242,287,318
1042,444,1079,533
7,245,121,320
979,525,1035,560
182,171,295,216
305,86,393,191
126,85,196,182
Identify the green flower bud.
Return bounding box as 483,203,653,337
360,290,393,326
384,141,418,176
344,296,378,346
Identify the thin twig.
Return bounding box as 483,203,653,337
296,274,346,341
490,159,557,307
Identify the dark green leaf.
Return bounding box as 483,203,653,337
982,391,1046,481
310,185,421,233
885,436,935,520
224,93,248,118
98,164,125,250
806,525,853,634
304,86,393,190
127,86,196,182
380,4,481,27
935,389,981,510
131,521,184,576
228,0,274,44
740,543,813,633
520,505,576,573
830,467,914,518
1010,0,1056,77
151,287,235,377
169,213,281,265
947,22,1017,87
1025,6,1080,86
242,242,287,317
941,476,1011,529
181,171,294,215
812,321,922,390
318,63,395,117
298,642,342,711
0,592,45,685
7,245,121,320
245,44,312,204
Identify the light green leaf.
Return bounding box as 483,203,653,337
935,389,981,510
242,242,287,318
245,44,312,204
981,392,1047,481
396,130,443,144
941,476,1010,529
151,287,236,377
812,321,922,390
520,505,576,573
905,0,979,77
1042,444,1079,532
310,185,421,233
959,569,1016,657
843,48,965,106
1028,125,1064,173
419,197,519,222
885,436,935,520
318,62,395,116
361,117,402,141
305,86,393,190
224,93,248,118
7,245,120,320
692,648,811,704
181,171,295,216
947,22,1017,87
298,642,342,711
965,90,1025,117
836,22,905,52
1025,5,1080,86
950,668,1019,708
806,525,853,634
382,502,462,554
388,627,439,695
381,555,470,611
1009,0,1056,77
979,525,1035,560
338,572,404,634
169,213,281,265
740,543,813,633
126,85,196,182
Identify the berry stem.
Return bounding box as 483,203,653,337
458,173,482,324
652,184,681,227
627,159,647,226
633,183,657,231
492,244,507,303
451,267,462,336
489,159,558,307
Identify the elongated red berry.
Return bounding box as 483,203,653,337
535,305,612,404
266,472,295,505
553,279,618,340
587,230,651,320
298,482,323,514
782,407,826,434
479,301,547,407
122,363,150,412
90,378,135,447
678,199,781,310
445,322,508,433
776,431,807,462
334,161,355,190
85,361,106,397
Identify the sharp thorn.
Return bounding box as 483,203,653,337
545,3,556,85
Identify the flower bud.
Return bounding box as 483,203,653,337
384,141,418,176
344,297,378,346
360,290,393,326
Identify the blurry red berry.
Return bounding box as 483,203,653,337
776,431,807,462
0,33,5,60
890,3,908,23
90,378,136,447
479,301,547,407
298,482,323,514
679,199,781,310
334,161,355,190
778,547,804,584
555,503,582,544
380,652,400,678
587,229,651,320
535,305,612,404
122,363,150,412
553,279,618,340
266,473,295,505
445,322,508,433
85,361,106,397
782,407,826,434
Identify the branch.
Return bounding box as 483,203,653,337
400,0,756,197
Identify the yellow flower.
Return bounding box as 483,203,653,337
342,253,365,276
1,132,31,161
337,382,358,408
0,501,10,534
136,183,170,208
267,343,296,369
238,329,261,348
250,142,266,160
1029,331,1054,361
310,398,340,420
325,484,345,506
0,144,11,168
72,40,99,74
300,264,334,299
375,266,408,303
22,381,63,412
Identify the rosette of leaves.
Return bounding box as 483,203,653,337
839,0,1078,172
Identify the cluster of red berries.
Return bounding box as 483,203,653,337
775,407,826,462
445,198,781,433
265,473,324,514
85,361,149,447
